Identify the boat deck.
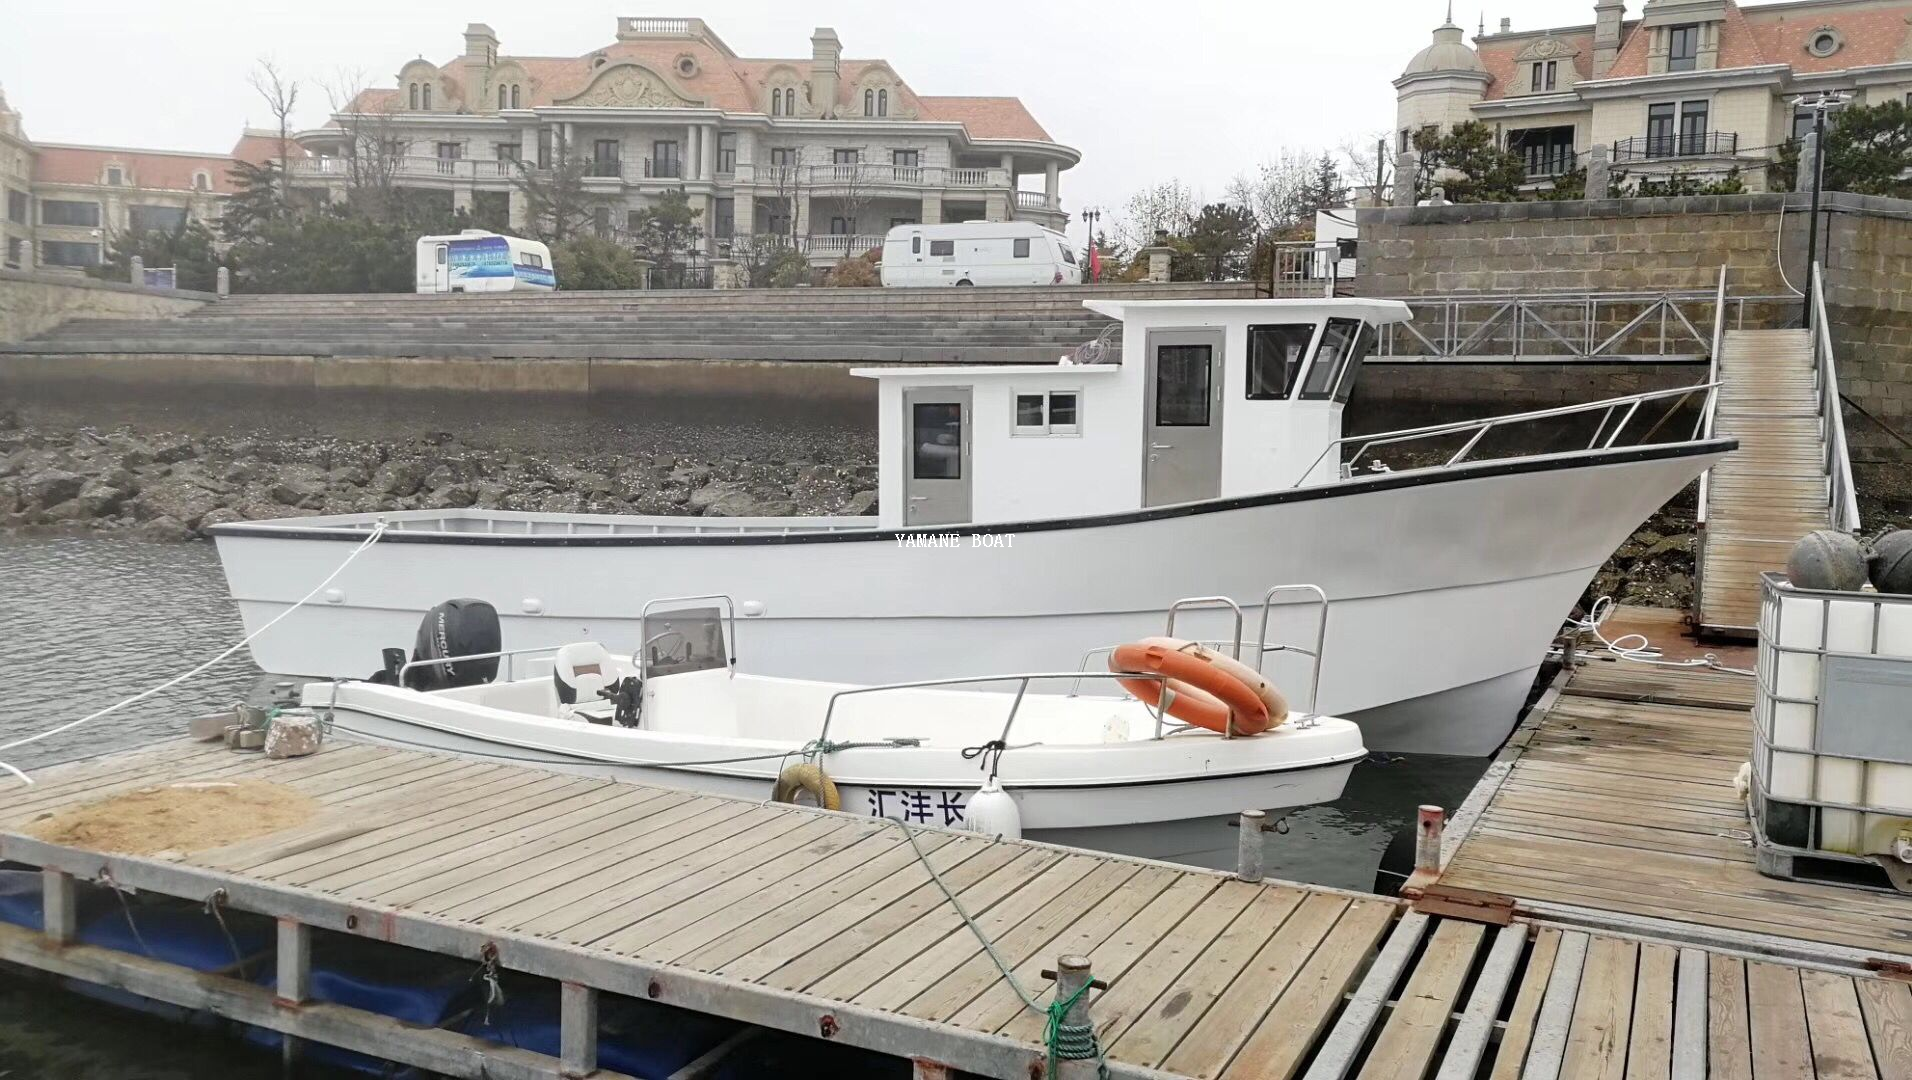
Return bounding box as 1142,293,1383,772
1,727,1906,1079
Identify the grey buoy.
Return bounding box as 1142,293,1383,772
1869,530,1912,595
1786,530,1869,591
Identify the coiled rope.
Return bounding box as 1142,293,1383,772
886,818,1108,1078
0,521,390,786
1563,595,1754,677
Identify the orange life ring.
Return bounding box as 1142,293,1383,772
1109,637,1288,736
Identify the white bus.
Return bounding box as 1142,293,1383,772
415,230,556,293
879,222,1079,288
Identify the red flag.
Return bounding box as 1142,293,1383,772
1089,244,1102,283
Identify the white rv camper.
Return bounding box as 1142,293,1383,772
415,230,556,294
880,222,1080,287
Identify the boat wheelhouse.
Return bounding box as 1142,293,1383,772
211,297,1733,756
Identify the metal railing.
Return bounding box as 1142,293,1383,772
1520,149,1579,179
1811,262,1861,532
1298,381,1719,484
1267,242,1344,299
396,644,563,685
1611,131,1739,161
1371,288,1792,362
814,671,1172,750
1071,585,1331,720
1696,266,1728,532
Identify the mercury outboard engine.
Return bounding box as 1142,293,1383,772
403,598,501,690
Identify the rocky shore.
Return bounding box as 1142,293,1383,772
0,413,878,541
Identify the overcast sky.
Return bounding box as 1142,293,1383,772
5,0,1608,241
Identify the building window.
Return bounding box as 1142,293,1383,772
829,216,850,235
4,236,23,268
594,139,622,177
770,146,798,169
496,143,521,163
1679,101,1709,154
1013,390,1081,436
1667,24,1699,71
714,197,734,239
499,85,508,110
1399,128,1411,153
1792,106,1817,142
5,188,26,224
593,205,611,238
892,149,919,168
878,89,888,116
717,132,736,174
105,166,124,186
652,140,681,178
192,171,211,191
511,84,521,109
864,88,874,116
128,205,187,235
436,142,461,159
422,83,432,109
771,87,786,116
538,128,554,168
40,240,100,267
1531,61,1558,92
1806,29,1842,58
833,148,859,165
40,199,100,227
410,84,419,109
1509,126,1576,177
1246,324,1316,400
1647,102,1677,157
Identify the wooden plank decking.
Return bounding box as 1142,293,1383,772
1441,657,1912,961
1697,328,1830,636
0,730,1904,1078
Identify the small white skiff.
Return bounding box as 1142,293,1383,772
302,596,1366,835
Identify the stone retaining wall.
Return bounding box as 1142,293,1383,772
0,269,212,344
1357,192,1912,461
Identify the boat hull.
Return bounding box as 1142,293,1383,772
319,705,1359,833
215,444,1728,757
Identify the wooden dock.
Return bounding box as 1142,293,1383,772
1,721,1907,1079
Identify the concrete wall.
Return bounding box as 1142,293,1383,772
1357,192,1912,460
0,268,210,344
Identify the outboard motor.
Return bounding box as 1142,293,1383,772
405,599,501,690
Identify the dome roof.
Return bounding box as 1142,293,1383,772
1402,22,1487,77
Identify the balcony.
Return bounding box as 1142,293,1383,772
1611,131,1739,162
726,163,1012,192
287,156,519,182
732,233,884,260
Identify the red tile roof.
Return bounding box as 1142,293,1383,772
916,96,1052,141
341,35,1055,144
1744,3,1912,72
1478,31,1596,101
32,144,240,195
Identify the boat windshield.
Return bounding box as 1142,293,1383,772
1298,318,1373,403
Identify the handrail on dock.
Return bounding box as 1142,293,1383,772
1810,262,1861,533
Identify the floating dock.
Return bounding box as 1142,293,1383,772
1,688,1907,1080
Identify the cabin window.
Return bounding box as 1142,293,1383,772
911,236,922,255
1299,318,1373,402
523,252,544,268
1012,390,1081,436
1013,238,1031,258
1154,345,1213,426
929,239,954,257
912,403,963,479
1246,324,1315,400
436,246,448,266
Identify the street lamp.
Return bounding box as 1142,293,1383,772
1079,205,1103,281
1791,90,1850,328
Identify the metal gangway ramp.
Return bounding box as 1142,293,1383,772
1694,265,1860,636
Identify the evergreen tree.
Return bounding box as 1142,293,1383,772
1305,153,1348,213
1411,122,1527,203
1771,100,1912,198
1174,202,1260,281
90,219,220,291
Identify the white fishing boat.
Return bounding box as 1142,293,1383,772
214,296,1733,755
303,594,1366,836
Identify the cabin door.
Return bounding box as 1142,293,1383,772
903,387,971,527
432,243,452,291
1144,329,1225,506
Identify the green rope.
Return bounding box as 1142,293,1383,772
886,819,1109,1078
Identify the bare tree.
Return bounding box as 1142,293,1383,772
1225,150,1315,236
1337,133,1396,205
324,68,407,217
834,148,875,255
765,147,806,248
249,58,300,166
1113,180,1197,251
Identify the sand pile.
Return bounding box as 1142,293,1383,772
23,780,318,856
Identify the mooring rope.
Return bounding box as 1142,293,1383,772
1563,595,1755,677
0,521,390,786
886,818,1109,1078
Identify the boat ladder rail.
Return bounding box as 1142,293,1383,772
812,669,1175,751
1296,380,1720,485
1071,584,1331,722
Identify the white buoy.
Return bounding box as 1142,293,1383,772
962,777,1022,841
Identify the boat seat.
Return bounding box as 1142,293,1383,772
553,642,617,709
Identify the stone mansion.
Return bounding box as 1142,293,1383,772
287,16,1078,263
1396,0,1912,192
